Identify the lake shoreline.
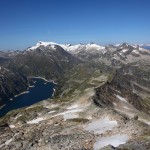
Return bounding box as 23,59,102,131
0,104,6,110
0,77,56,117
28,76,57,85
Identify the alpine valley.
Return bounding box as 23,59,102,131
0,41,150,150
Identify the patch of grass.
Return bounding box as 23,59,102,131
107,70,116,83
53,97,71,102
25,105,44,112
0,108,24,124
50,107,60,111
0,105,45,124
17,115,27,123
55,63,108,98
67,118,89,123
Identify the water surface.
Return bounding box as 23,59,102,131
0,78,55,117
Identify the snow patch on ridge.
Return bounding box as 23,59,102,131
9,125,15,128
5,138,13,145
58,104,83,120
132,50,140,55
52,108,83,121
27,117,45,124
122,49,129,53
94,134,129,149
115,94,127,102
85,117,118,134
48,110,56,114
67,104,79,110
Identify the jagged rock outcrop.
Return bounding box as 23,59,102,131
94,66,150,115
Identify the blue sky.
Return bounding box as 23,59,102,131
0,0,150,50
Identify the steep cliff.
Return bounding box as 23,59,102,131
0,67,28,107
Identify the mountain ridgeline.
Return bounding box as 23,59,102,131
0,43,80,106
7,44,80,80
0,41,150,150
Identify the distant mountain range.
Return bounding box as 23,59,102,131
140,44,150,50
27,41,150,64
0,41,150,107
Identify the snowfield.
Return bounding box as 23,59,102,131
85,117,118,134
94,134,129,149
9,125,15,128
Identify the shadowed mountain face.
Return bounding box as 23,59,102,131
94,67,150,115
0,67,28,107
6,45,80,80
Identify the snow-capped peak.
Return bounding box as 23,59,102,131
27,41,58,51
86,43,105,50
115,44,121,47
27,41,105,54
65,44,84,51
140,44,150,47
139,44,150,50
63,43,105,54
38,41,57,46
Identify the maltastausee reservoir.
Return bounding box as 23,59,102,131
0,78,55,117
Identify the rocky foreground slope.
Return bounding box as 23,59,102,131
0,42,150,149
